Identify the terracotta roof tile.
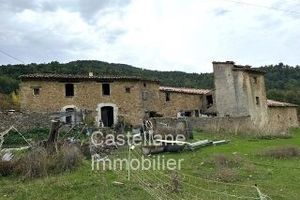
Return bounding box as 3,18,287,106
159,86,211,95
19,73,159,83
267,99,298,107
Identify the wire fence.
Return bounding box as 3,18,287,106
101,146,272,200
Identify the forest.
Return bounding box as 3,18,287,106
0,60,299,110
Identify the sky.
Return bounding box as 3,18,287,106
0,0,300,73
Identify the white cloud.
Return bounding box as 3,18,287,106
0,0,300,72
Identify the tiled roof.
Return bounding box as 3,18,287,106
267,99,298,107
159,86,211,95
19,73,159,83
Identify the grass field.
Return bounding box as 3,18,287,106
1,128,300,200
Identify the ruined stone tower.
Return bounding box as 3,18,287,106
213,61,268,127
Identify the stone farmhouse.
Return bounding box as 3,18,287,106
19,61,298,134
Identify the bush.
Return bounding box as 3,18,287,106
12,144,83,179
261,146,300,159
55,145,83,172
255,134,292,140
213,154,242,168
215,168,238,183
0,160,14,176
15,147,48,178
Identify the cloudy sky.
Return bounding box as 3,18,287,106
0,0,300,72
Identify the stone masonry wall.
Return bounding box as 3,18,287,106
266,107,299,134
20,80,161,126
159,91,203,117
154,113,298,135
0,112,51,132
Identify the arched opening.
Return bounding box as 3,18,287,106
96,103,118,127
101,106,114,127
65,107,75,124
61,105,78,125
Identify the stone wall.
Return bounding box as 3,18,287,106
154,113,299,135
0,112,51,132
154,116,254,135
266,107,299,134
20,79,206,126
159,91,203,117
20,80,161,126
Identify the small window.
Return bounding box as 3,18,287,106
65,84,74,97
253,77,258,84
165,92,170,101
102,83,110,95
184,111,192,117
195,110,199,117
255,96,260,105
33,88,40,96
143,83,147,87
206,95,214,108
125,87,131,93
65,108,74,124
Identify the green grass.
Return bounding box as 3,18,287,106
1,128,300,199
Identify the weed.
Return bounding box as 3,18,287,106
215,168,239,183
261,146,300,159
0,160,14,176
213,154,242,168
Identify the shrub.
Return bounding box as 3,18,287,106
215,168,238,183
15,147,48,178
255,134,292,140
80,142,91,158
54,145,83,172
261,146,300,159
1,143,84,178
170,171,181,193
213,154,242,168
0,160,14,176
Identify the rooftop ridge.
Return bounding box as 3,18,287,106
19,73,159,83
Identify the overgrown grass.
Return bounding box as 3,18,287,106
0,128,299,199
0,145,83,179
260,146,300,159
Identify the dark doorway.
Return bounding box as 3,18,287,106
101,106,114,127
65,108,74,124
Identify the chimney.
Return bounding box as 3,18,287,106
89,72,93,77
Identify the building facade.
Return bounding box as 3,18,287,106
213,61,298,133
19,74,206,127
19,61,298,133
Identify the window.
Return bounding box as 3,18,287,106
143,83,147,87
253,77,258,84
65,84,74,97
165,92,170,101
102,83,110,95
65,108,74,124
255,96,260,105
33,88,40,96
206,95,213,107
125,87,131,93
149,111,162,118
184,111,192,117
195,110,199,117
